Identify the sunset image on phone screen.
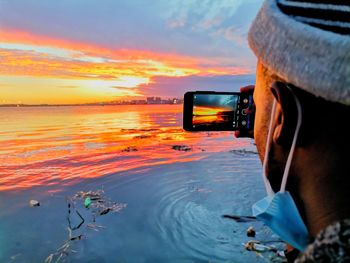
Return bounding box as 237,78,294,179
193,94,238,130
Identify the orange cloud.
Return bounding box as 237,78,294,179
0,28,251,81
0,48,200,82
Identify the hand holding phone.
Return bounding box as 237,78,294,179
234,85,255,138
183,87,255,135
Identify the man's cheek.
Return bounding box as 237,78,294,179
254,115,267,162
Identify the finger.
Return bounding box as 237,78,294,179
234,130,240,138
240,85,255,93
234,130,254,139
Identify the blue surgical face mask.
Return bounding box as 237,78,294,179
252,88,310,251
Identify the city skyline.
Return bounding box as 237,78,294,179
0,96,183,107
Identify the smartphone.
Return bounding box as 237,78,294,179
183,91,254,132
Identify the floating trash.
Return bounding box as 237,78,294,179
84,197,92,208
45,190,126,263
244,240,275,252
243,240,287,262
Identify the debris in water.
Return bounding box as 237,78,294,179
84,197,92,208
244,240,276,252
243,240,287,262
133,135,152,139
121,146,138,152
99,207,111,216
246,226,256,237
171,145,192,151
29,200,40,207
230,149,258,155
276,250,286,258
86,223,106,232
222,214,257,222
45,189,127,263
10,253,21,260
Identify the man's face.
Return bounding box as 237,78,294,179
253,62,275,163
253,62,289,192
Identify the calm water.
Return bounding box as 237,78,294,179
0,105,275,262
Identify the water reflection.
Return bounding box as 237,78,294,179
0,105,240,191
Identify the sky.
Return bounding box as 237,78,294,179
0,0,262,104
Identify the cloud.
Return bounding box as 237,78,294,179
139,74,256,98
0,0,262,59
212,26,248,46
110,86,142,97
0,30,253,86
164,0,243,29
58,85,80,89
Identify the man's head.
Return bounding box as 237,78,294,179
247,0,350,238
253,60,350,196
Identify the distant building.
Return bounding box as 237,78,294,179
146,97,154,104
133,100,147,104
146,97,161,104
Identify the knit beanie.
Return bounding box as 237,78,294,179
248,0,350,105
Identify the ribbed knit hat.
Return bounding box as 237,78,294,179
248,0,350,105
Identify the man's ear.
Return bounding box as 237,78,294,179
270,82,299,147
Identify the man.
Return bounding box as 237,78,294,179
244,0,350,261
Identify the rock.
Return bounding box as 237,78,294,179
29,200,40,207
133,135,152,139
121,146,138,152
171,145,192,151
246,226,256,237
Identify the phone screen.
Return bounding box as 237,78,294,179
192,94,239,130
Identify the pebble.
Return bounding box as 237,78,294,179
246,226,256,237
171,145,192,151
29,200,40,207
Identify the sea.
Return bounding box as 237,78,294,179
0,105,281,263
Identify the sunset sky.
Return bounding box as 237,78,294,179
0,0,262,104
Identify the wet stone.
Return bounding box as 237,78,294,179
171,145,192,151
29,200,40,207
246,226,256,237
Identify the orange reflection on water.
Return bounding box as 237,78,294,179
193,106,231,126
0,105,236,191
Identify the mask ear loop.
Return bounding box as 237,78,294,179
262,99,276,197
280,85,302,193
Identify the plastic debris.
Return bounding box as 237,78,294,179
45,189,127,263
246,226,256,237
242,240,288,263
10,253,21,260
29,199,40,207
244,240,276,252
276,250,286,258
84,197,92,208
